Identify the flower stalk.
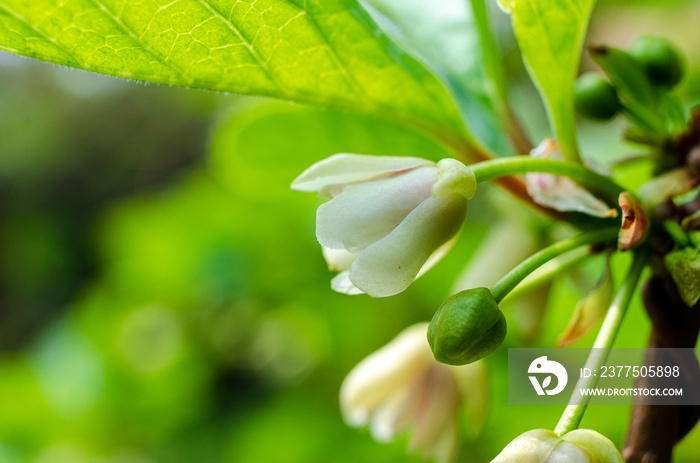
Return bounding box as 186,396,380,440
490,228,620,304
471,157,625,207
553,248,649,436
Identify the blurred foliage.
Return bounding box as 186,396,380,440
0,1,700,462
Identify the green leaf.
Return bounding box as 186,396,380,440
0,0,465,141
589,45,666,135
502,0,596,162
665,246,700,307
209,102,452,198
357,0,511,154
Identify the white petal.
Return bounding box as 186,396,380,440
339,324,432,426
420,416,458,463
431,158,476,199
316,167,437,253
547,442,592,463
291,153,435,197
326,236,455,296
562,429,625,463
491,429,561,463
526,138,616,218
407,366,459,455
330,271,364,295
368,387,413,443
349,194,467,297
450,360,488,436
526,173,617,217
322,247,357,271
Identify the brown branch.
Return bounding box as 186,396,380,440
622,275,700,463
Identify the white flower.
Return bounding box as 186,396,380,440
292,154,476,297
526,139,616,218
340,323,487,463
492,428,624,463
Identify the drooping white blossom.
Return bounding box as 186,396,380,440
526,139,616,218
292,154,476,297
340,323,487,463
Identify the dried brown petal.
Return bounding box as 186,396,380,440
618,192,649,251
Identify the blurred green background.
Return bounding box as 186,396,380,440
1,1,699,462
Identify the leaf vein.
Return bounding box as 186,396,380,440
0,4,82,67
282,6,365,99
193,0,286,92
87,0,192,83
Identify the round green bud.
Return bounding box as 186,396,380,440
428,287,507,365
629,36,684,88
574,73,621,121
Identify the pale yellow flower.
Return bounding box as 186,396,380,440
340,323,487,463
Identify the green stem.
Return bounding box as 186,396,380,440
553,249,649,436
490,228,619,304
471,157,625,206
469,0,533,155
502,248,591,302
663,220,689,247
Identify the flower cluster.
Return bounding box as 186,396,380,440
293,152,630,463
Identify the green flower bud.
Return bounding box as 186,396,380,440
428,287,507,365
629,36,684,88
574,73,622,121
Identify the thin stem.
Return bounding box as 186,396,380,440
470,0,533,154
553,249,649,436
490,228,619,304
502,248,591,302
471,157,625,206
437,131,555,216
663,220,689,247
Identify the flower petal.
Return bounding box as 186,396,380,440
316,166,437,253
617,192,649,252
450,360,488,436
562,429,624,463
340,323,432,427
349,194,467,297
548,441,592,463
368,387,412,443
330,271,364,295
407,366,459,456
291,153,435,197
328,237,456,296
322,247,357,272
526,173,618,217
491,429,561,463
526,138,616,218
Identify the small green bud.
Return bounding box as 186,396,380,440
574,73,621,120
629,36,684,88
428,287,507,365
